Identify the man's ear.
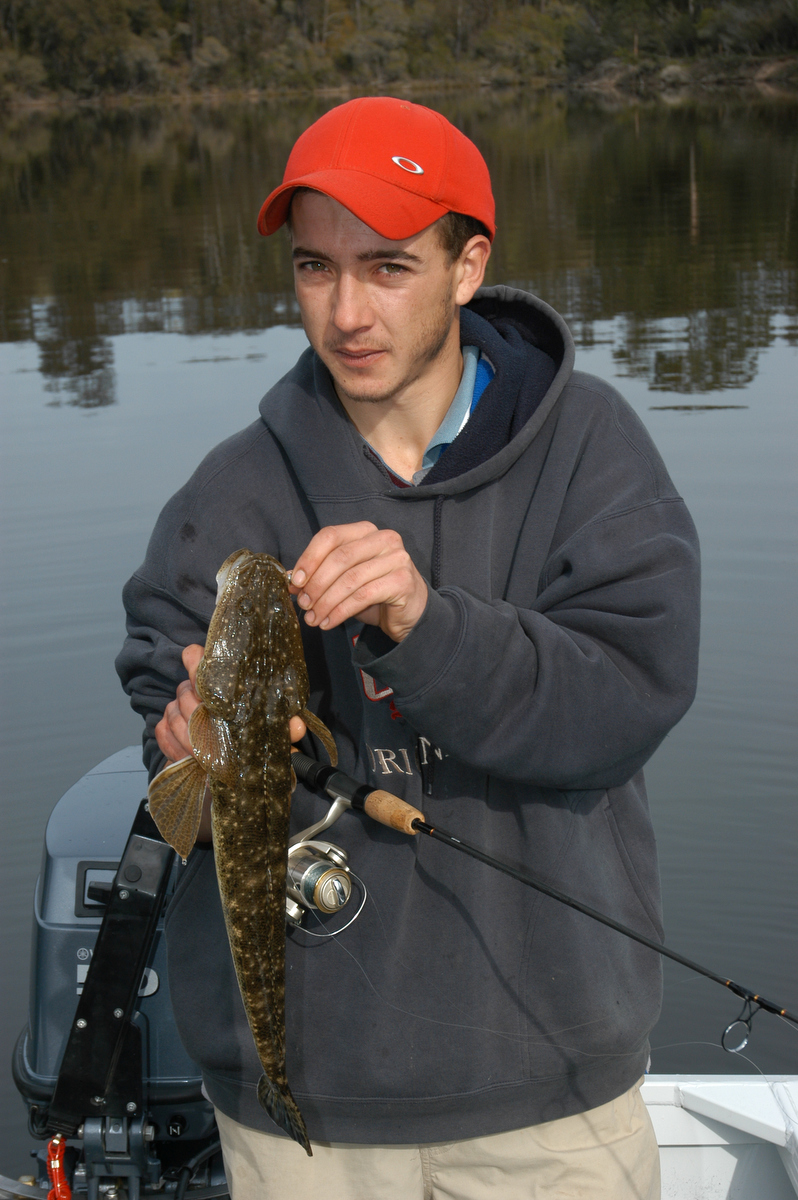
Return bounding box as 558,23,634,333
455,235,492,306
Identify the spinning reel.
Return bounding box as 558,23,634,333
285,789,353,927
285,751,425,930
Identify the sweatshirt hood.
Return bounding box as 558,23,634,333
257,284,575,501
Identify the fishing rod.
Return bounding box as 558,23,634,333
292,752,798,1053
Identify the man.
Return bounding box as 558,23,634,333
117,97,700,1198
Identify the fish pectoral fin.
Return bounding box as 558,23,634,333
189,704,237,784
147,756,208,859
257,1075,312,1156
300,709,338,767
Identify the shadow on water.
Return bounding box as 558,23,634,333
0,90,796,406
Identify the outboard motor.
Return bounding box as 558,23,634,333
9,748,228,1198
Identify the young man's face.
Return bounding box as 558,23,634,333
290,191,489,408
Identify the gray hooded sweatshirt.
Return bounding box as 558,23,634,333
117,285,700,1144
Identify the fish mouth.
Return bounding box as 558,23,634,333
215,552,291,601
215,550,250,601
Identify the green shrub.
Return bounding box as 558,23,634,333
190,35,231,86
0,49,48,97
334,0,409,83
665,11,699,56
697,1,798,55
477,5,572,82
563,17,611,74
258,26,334,89
13,0,169,93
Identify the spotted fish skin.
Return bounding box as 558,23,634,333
148,549,336,1154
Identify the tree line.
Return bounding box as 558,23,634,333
1,0,797,98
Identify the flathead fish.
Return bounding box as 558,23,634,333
147,549,337,1155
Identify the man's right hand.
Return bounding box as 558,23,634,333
155,643,309,842
154,642,310,767
155,644,205,763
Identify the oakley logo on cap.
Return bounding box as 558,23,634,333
392,156,424,175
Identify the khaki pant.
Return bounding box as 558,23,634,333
215,1078,660,1199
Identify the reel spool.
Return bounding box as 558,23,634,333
286,839,352,926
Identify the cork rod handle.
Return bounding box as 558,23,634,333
363,790,424,836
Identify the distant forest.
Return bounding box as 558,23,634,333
2,0,798,98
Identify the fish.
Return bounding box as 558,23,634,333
147,548,337,1155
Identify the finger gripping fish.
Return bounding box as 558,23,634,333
147,549,337,1155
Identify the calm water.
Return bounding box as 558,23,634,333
1,91,797,1173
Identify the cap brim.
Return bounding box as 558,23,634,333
257,169,450,240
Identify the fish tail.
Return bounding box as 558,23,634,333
257,1074,312,1156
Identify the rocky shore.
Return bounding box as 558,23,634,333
1,53,796,112
573,53,798,96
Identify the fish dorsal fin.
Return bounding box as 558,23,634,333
189,703,238,785
300,709,338,767
147,756,207,860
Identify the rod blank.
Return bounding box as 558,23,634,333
293,754,798,1030
411,819,798,1026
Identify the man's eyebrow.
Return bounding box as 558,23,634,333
292,246,329,260
356,248,422,264
291,246,422,264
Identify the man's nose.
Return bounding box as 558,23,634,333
330,273,373,334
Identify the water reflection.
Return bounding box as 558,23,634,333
35,303,116,407
649,404,748,412
612,308,771,393
0,92,796,405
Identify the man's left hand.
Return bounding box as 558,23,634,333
290,522,428,643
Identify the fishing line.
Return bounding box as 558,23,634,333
646,1038,798,1170
292,755,798,1052
739,1013,798,1173
411,818,798,1037
716,1041,798,1171
299,872,369,939
310,902,645,1058
364,883,639,1051
650,1039,727,1055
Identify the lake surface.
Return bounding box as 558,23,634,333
1,90,796,1174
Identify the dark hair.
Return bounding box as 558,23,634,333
436,211,492,262
284,186,315,232
285,190,489,260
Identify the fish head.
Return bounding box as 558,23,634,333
197,550,308,722
195,551,255,719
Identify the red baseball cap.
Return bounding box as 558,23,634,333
257,97,495,241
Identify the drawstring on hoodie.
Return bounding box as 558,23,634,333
418,495,446,796
431,494,444,591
